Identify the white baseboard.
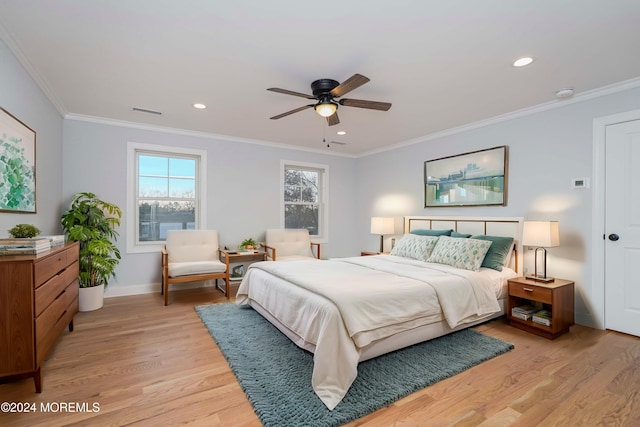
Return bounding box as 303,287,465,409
104,280,219,298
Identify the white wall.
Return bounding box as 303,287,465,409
355,85,640,328
62,119,359,295
5,33,640,329
0,39,64,237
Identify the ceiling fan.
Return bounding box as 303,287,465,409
267,73,392,126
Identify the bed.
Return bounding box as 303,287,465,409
235,216,523,410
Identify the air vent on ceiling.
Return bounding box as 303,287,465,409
132,107,163,115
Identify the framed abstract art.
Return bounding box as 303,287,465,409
0,107,36,213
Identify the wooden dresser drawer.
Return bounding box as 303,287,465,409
34,248,70,288
35,281,77,350
508,281,553,304
34,261,79,316
35,295,77,367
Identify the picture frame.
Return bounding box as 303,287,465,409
424,145,507,208
0,107,37,213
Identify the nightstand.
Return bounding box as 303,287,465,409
218,250,266,295
507,277,574,339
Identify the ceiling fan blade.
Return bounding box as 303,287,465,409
267,87,315,99
330,74,370,98
326,112,340,126
270,105,313,120
339,98,392,111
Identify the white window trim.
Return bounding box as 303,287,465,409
126,141,207,254
280,159,329,244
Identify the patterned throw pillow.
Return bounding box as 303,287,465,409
427,236,492,271
390,234,439,261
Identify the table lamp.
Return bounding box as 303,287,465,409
370,217,394,253
522,220,560,282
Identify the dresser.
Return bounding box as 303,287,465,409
0,241,79,392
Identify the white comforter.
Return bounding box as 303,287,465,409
235,255,502,410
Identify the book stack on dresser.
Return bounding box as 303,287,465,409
0,237,51,255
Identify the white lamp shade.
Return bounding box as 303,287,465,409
522,221,560,247
370,217,394,235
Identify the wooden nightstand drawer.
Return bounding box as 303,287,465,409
508,281,553,304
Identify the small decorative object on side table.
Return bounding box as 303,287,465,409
507,276,574,339
218,249,267,295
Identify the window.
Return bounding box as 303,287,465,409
281,160,328,241
127,142,207,253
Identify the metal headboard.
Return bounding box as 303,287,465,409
403,215,524,274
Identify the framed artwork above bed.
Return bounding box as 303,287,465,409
424,145,507,208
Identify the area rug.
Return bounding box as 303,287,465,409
195,303,513,427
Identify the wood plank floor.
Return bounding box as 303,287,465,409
1,286,639,426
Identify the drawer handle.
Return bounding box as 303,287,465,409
523,287,534,292
57,309,68,322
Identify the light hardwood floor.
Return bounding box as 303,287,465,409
1,286,639,426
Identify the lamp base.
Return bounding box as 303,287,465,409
526,274,555,283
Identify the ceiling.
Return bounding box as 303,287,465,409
1,1,640,156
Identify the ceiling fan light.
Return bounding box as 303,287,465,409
315,102,337,117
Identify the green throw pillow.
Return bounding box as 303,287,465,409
410,229,452,236
451,231,472,238
471,235,514,271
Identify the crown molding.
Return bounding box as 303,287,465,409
0,22,68,117
64,113,358,158
359,76,640,157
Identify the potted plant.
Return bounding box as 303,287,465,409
60,192,122,311
240,237,257,251
8,223,40,238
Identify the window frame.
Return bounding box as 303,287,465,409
280,160,329,243
126,142,207,254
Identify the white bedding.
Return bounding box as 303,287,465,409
235,255,516,410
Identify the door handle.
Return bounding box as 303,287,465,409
608,233,620,241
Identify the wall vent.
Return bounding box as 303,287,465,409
132,107,163,115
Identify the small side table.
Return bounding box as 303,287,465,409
218,250,267,296
507,276,574,339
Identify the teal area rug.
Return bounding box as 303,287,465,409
195,303,513,427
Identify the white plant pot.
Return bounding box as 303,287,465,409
78,284,104,312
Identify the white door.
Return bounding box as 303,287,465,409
605,119,640,336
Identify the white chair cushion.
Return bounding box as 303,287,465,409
168,260,227,278
266,229,314,258
166,230,220,263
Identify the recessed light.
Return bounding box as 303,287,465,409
193,103,207,109
555,88,574,98
513,57,534,67
337,131,346,135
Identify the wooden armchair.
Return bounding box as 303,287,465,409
161,230,229,305
260,229,320,261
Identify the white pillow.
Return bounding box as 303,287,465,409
390,234,439,261
427,236,492,271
